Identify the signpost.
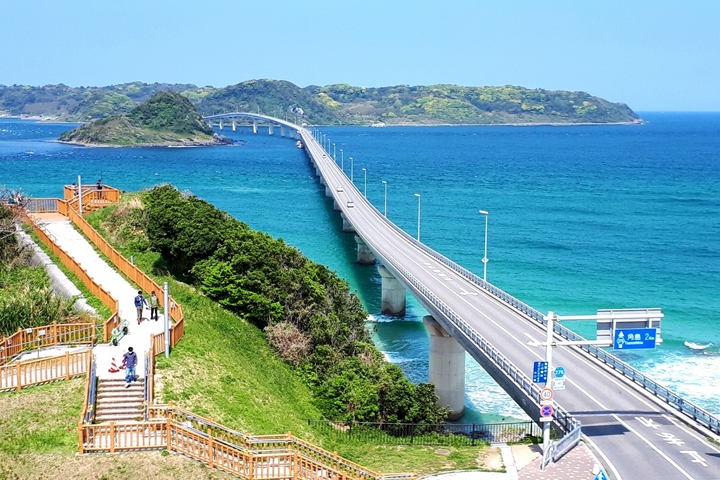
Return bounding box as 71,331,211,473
540,404,554,423
614,328,657,350
526,308,662,470
540,388,554,403
533,361,549,383
594,470,609,480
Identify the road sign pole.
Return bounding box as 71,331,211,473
543,311,554,453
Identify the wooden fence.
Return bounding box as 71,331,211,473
0,349,90,392
66,206,185,336
0,322,95,365
79,404,413,480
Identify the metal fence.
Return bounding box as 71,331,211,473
309,136,720,438
308,420,541,446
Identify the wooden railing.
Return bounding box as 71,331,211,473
79,404,414,480
25,198,69,216
1,349,90,392
0,322,95,366
66,206,185,343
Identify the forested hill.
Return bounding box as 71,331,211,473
58,91,225,146
0,80,640,125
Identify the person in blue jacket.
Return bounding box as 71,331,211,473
134,290,147,324
122,346,138,387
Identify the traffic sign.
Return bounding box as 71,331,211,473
594,470,608,480
614,328,657,350
533,361,548,383
540,388,554,402
554,366,566,378
540,404,554,418
552,379,566,390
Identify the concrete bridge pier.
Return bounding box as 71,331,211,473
253,121,257,134
423,315,465,420
232,119,236,131
281,126,286,137
219,120,224,130
269,124,274,135
333,199,341,211
325,185,333,198
319,175,326,186
378,265,406,315
340,213,355,233
355,236,376,265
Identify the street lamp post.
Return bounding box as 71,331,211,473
381,180,387,216
323,134,326,150
350,157,354,182
414,193,421,241
362,168,367,197
340,149,344,170
333,143,336,162
479,210,489,281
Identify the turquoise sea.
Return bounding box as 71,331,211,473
1,113,719,423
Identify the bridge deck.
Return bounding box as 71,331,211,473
298,126,720,480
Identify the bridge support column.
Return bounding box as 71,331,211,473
319,175,326,186
340,213,355,233
355,236,376,265
378,265,405,315
333,199,341,211
232,119,236,132
253,121,257,134
325,185,333,198
423,315,465,420
281,126,285,137
269,125,274,135
219,120,224,130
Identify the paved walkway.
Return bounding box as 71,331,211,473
40,218,165,380
421,442,600,480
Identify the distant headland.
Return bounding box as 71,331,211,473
57,92,232,147
2,80,641,126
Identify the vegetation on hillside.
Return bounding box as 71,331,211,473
58,92,226,146
2,80,640,125
0,191,88,336
100,186,449,425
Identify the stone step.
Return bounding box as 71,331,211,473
96,398,143,410
95,412,145,423
97,393,144,403
98,385,144,393
96,406,143,416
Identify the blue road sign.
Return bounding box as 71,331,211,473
614,328,657,350
594,470,609,480
554,366,566,378
541,404,554,417
533,361,548,383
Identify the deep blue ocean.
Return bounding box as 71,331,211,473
1,113,718,422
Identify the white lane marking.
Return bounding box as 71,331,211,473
311,137,703,479
583,435,623,480
612,414,694,479
458,288,478,296
636,417,661,429
438,273,447,277
679,451,708,468
662,415,720,454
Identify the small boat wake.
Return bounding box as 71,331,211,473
684,341,713,351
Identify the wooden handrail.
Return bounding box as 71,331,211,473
0,322,95,366
0,349,89,392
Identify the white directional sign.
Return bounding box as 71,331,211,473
552,379,566,390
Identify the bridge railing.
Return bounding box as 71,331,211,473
331,149,720,437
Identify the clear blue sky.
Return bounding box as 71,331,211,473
2,0,718,111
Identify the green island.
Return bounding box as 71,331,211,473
0,190,521,478
2,79,641,125
57,91,232,147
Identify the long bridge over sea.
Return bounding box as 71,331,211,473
205,113,720,479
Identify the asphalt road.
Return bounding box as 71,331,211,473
301,128,720,480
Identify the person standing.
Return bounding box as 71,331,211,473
122,346,138,388
149,291,160,321
96,179,104,200
134,290,147,324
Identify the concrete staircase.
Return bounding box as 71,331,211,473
95,378,144,423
